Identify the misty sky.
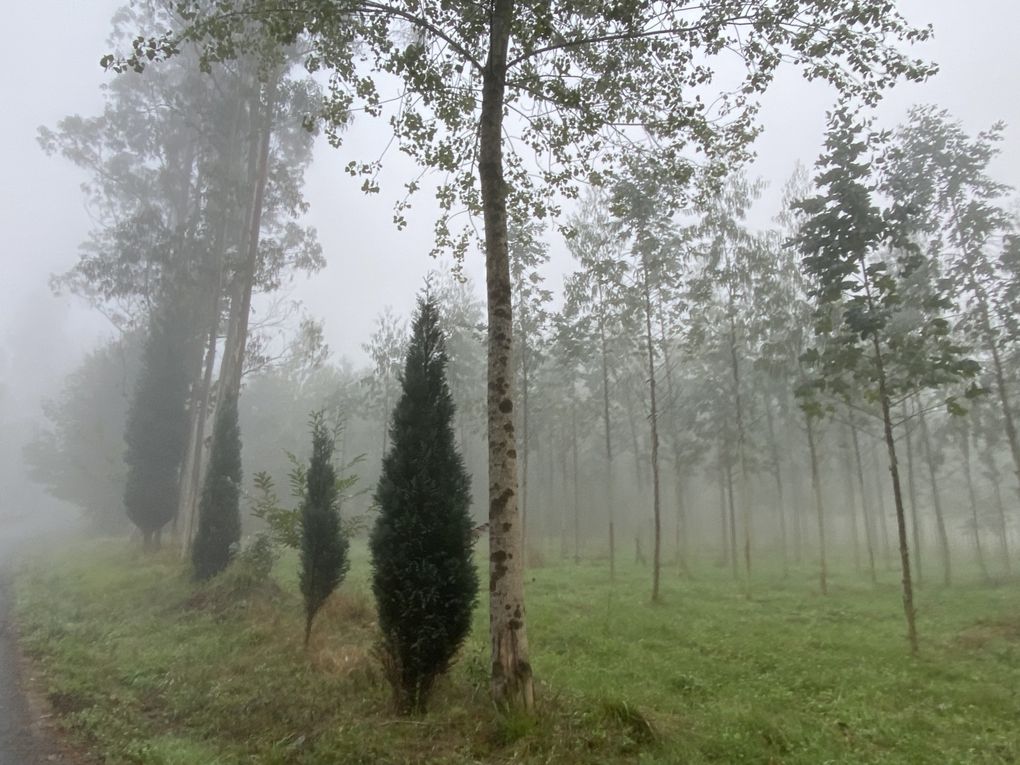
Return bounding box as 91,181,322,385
2,0,1018,419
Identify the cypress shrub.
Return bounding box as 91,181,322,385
371,293,478,713
299,411,350,645
123,309,190,551
192,394,242,580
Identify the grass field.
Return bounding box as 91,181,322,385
13,539,1020,764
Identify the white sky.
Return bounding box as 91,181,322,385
1,0,1018,413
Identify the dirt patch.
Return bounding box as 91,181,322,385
955,617,1020,649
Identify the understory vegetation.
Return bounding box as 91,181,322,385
15,541,1019,765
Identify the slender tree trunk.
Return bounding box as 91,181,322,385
960,427,990,583
764,398,790,577
982,449,1012,577
640,258,662,603
877,386,920,653
849,410,877,584
597,302,615,580
381,381,390,456
805,415,828,595
917,399,951,587
519,339,530,564
717,453,728,567
655,297,688,577
571,403,580,563
726,314,753,592
725,454,738,580
479,1,534,709
861,266,918,653
841,426,862,574
871,446,894,571
179,314,220,555
791,463,804,565
903,401,923,583
623,385,644,488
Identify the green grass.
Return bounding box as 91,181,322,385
14,540,1020,764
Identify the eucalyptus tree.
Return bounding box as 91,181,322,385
795,109,981,653
44,3,323,556
114,0,938,707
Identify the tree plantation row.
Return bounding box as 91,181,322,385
21,0,1019,717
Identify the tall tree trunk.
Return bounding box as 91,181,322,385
217,78,275,405
870,446,894,571
178,311,221,555
725,452,738,580
805,414,828,596
656,295,687,577
597,301,616,580
841,425,862,574
479,0,534,709
862,267,918,653
575,408,583,563
848,410,877,584
982,448,1012,577
728,317,752,595
764,398,790,577
572,404,581,563
717,453,728,567
519,337,530,564
960,426,990,583
623,385,644,488
903,401,923,583
917,398,951,587
178,168,235,555
640,257,662,603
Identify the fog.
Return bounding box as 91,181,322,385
3,3,1020,761
1,0,1018,570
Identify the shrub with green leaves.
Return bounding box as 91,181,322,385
299,411,350,645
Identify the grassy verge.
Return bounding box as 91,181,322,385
14,540,1020,764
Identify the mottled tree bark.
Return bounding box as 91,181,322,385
480,0,534,710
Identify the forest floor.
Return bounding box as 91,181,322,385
11,539,1020,764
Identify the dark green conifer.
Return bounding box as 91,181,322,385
371,292,478,713
123,309,190,551
192,394,242,580
299,411,350,645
